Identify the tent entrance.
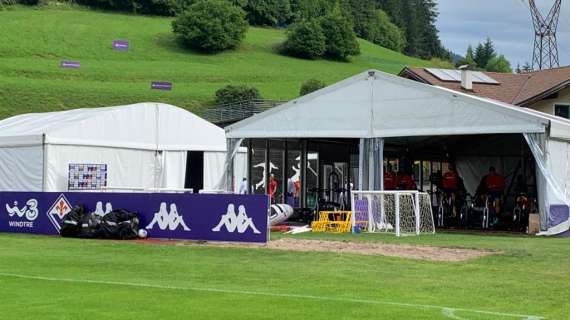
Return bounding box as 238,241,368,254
185,151,204,193
242,134,538,232
383,133,537,232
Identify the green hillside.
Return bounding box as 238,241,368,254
0,5,433,118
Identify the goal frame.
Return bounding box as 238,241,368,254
350,190,435,237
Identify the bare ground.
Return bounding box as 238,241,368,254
132,238,497,262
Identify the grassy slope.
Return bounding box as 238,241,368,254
0,6,432,119
0,232,568,319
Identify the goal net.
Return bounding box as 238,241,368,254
351,191,435,236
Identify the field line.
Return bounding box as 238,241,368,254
0,272,544,320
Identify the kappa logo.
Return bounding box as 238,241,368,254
93,201,113,217
212,204,260,234
146,203,190,231
47,194,72,231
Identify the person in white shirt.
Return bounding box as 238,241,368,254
238,178,249,195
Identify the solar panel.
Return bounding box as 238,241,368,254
424,68,499,85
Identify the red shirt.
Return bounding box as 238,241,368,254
442,171,459,189
486,173,505,192
384,171,396,190
398,174,416,190
268,179,278,198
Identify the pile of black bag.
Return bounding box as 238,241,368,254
60,205,140,240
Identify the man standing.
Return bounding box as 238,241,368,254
384,164,397,190
238,178,249,195
268,174,278,204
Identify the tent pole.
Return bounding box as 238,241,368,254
368,139,374,190
379,138,384,191
300,139,308,208
358,138,364,191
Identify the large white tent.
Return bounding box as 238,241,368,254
225,70,570,235
0,102,244,192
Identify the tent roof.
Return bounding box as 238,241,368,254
0,103,226,151
226,70,553,139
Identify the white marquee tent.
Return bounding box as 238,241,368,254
225,70,570,235
0,102,244,192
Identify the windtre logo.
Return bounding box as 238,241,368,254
5,199,39,228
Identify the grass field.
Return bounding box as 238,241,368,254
1,232,568,319
0,5,432,119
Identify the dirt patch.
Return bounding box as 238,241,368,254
262,238,496,262
131,238,496,262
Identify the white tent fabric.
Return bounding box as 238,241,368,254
0,103,235,192
225,70,570,235
0,102,226,151
226,70,548,139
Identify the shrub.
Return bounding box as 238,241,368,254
134,0,194,16
299,79,326,96
282,19,325,59
215,85,262,105
172,0,248,53
0,0,16,8
485,55,512,73
319,13,360,60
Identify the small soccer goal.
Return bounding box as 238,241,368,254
351,191,435,236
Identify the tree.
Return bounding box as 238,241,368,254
485,55,512,73
282,19,326,59
300,79,326,96
290,0,333,21
376,0,449,60
215,85,262,105
242,0,292,26
455,45,477,68
367,10,406,52
319,9,360,60
474,38,496,70
172,0,248,53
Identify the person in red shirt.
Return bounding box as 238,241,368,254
477,166,507,224
441,164,463,218
397,169,417,190
268,174,278,204
384,164,397,190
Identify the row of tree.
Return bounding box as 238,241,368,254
54,0,447,60
455,38,512,73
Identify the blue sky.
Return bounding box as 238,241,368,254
436,0,570,67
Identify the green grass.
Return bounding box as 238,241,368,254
0,232,568,319
0,5,432,119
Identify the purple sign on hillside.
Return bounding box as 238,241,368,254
0,192,269,243
112,40,129,51
151,82,172,91
60,60,80,68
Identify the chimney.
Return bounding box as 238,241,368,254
459,65,473,91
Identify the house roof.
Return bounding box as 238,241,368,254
399,66,570,107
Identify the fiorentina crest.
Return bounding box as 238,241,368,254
47,194,72,232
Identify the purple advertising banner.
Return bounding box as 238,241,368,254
60,60,81,68
112,40,129,51
0,192,269,243
151,81,172,90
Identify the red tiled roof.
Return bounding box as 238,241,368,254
399,66,570,107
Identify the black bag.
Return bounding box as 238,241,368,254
100,209,139,240
60,205,86,237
